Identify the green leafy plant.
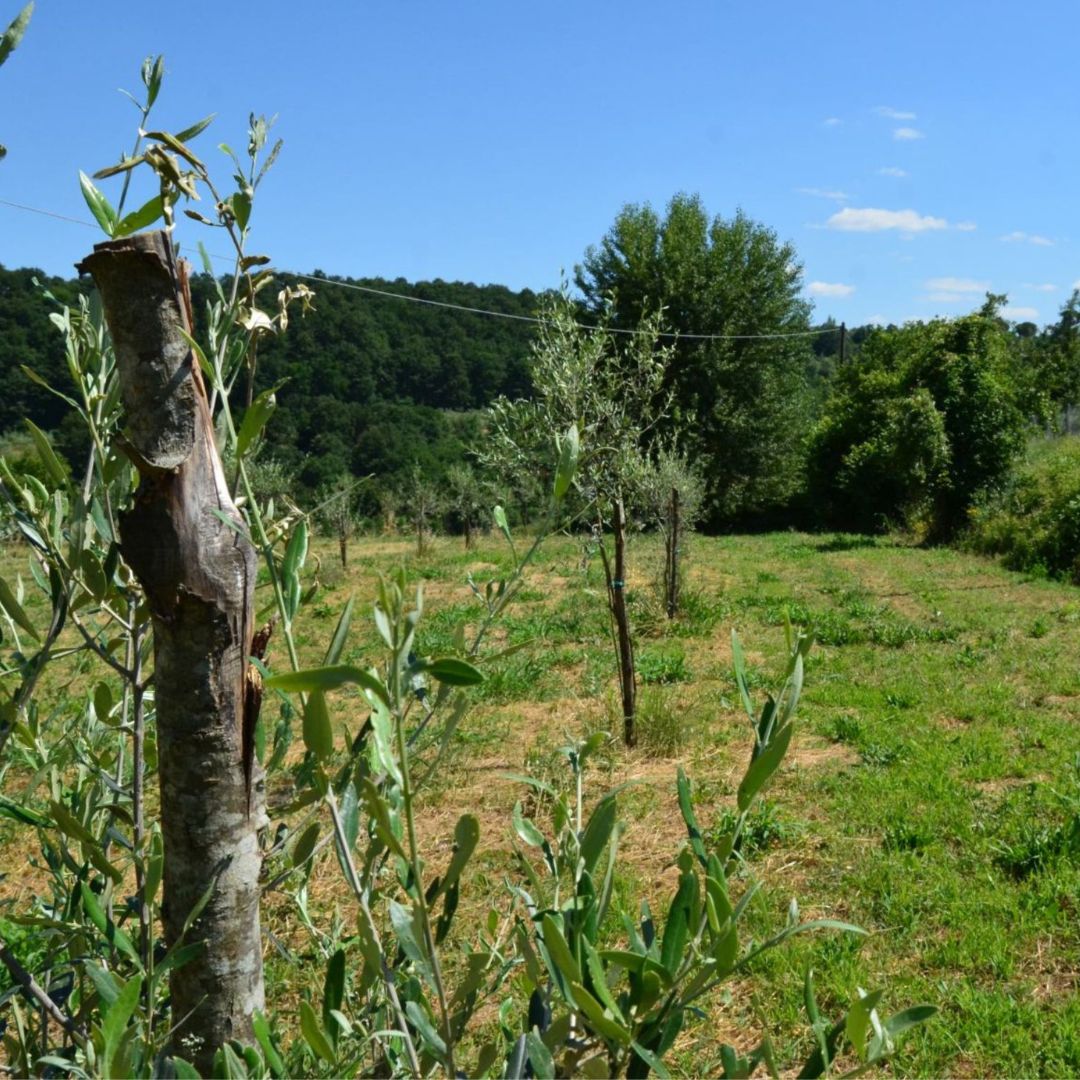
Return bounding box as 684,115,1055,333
0,2,32,160
504,626,936,1077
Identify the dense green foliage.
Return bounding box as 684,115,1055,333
0,264,539,502
965,435,1080,581
1007,289,1080,431
809,307,1027,538
575,193,814,526
4,223,1079,571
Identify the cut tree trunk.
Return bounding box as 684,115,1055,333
79,231,265,1071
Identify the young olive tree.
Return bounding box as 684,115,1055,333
316,472,361,567
639,444,705,618
481,291,673,745
0,59,314,1074
445,462,491,549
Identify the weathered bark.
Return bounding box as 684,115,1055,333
78,231,265,1071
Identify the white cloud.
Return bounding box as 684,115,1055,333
797,186,849,201
893,127,924,141
878,166,908,177
1002,305,1039,320
956,222,978,232
1001,230,1054,246
925,292,968,303
807,281,856,298
865,313,888,326
1025,283,1058,292
876,106,916,120
826,207,947,233
925,277,989,293
823,117,842,127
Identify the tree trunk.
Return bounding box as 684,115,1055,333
600,499,636,746
665,486,680,619
79,232,265,1071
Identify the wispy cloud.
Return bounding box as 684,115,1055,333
878,166,908,177
1001,231,1054,246
956,222,978,232
808,281,855,298
876,106,916,120
1025,283,1058,292
865,313,888,326
796,186,849,202
925,277,988,293
826,207,947,233
925,292,970,304
1002,305,1039,320
823,117,842,127
893,127,924,141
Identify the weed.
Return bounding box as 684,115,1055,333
475,653,554,704
860,741,906,768
883,821,932,853
592,685,688,757
637,645,690,685
708,800,795,857
994,817,1080,879
671,586,727,637
824,713,864,744
954,643,985,668
884,689,917,709
634,685,687,756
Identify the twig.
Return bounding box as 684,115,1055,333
0,943,86,1049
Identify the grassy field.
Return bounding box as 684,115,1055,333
4,527,1080,1075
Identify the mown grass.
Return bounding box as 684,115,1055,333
3,526,1080,1075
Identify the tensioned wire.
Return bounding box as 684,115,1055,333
1,197,838,342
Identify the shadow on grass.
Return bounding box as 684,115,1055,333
814,534,884,553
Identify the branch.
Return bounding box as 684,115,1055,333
0,942,87,1049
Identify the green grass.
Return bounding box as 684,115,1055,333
4,526,1080,1076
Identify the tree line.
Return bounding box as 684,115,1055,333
3,193,1080,541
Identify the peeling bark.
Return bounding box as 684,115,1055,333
78,231,265,1071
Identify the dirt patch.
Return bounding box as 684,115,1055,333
1021,935,1080,1002
789,739,859,771
1040,694,1080,709
971,775,1043,796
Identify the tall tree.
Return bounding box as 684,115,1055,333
575,193,813,527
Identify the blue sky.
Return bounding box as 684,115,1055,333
2,0,1077,327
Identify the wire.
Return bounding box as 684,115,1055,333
0,198,99,229
284,272,835,341
2,196,837,341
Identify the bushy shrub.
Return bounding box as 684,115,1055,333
809,307,1026,538
965,435,1080,581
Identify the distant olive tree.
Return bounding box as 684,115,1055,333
481,290,673,744
445,462,491,549
316,473,361,567
404,462,444,556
